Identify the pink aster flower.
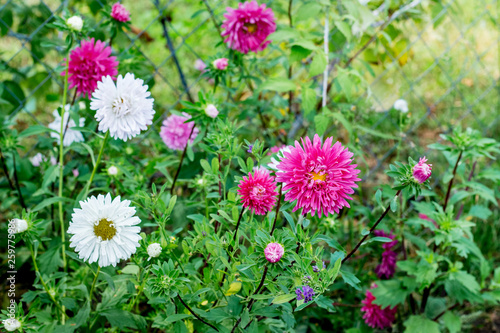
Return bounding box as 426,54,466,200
111,2,131,22
373,230,398,250
221,1,276,54
238,168,278,215
269,145,282,154
373,230,398,279
264,242,284,263
213,58,229,70
160,112,199,151
412,156,432,183
275,135,361,217
63,38,118,98
361,286,397,329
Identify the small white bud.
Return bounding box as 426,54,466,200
66,16,83,32
10,218,28,234
3,318,22,332
107,166,118,176
204,104,219,118
147,243,162,260
393,99,409,113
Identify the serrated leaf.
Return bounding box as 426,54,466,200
260,79,296,92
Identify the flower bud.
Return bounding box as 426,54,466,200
264,242,284,263
412,156,432,183
393,99,409,113
204,104,219,118
111,3,131,22
107,166,118,176
213,58,229,70
147,243,162,260
66,16,83,31
10,218,28,234
3,318,22,332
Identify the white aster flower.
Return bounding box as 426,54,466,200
3,318,21,332
393,99,409,113
147,243,162,260
66,15,83,31
268,146,292,171
48,105,85,147
90,73,155,141
10,218,28,234
30,153,45,167
68,193,141,267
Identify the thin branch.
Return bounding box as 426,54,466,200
11,152,27,209
0,147,14,190
157,2,194,102
342,189,401,264
270,185,283,236
177,294,219,332
443,150,463,212
170,125,195,195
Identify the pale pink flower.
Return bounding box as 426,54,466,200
238,168,278,215
221,1,276,54
111,2,131,22
276,135,361,217
194,59,206,72
413,156,432,183
213,58,229,70
361,285,397,329
264,242,284,263
204,104,219,118
63,38,118,98
160,112,199,151
72,169,79,177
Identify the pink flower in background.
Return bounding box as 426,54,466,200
111,2,131,22
276,135,361,217
238,168,278,215
221,1,276,54
194,59,206,72
419,213,438,228
160,112,199,151
72,169,79,177
264,242,284,263
213,58,228,70
269,145,282,154
361,286,397,329
373,230,398,279
63,38,118,98
412,156,432,183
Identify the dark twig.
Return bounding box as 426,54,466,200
157,3,194,102
170,125,196,195
342,190,401,264
433,303,459,321
231,265,269,333
232,208,246,243
443,150,463,212
11,152,27,209
270,185,283,236
0,147,14,190
177,294,219,332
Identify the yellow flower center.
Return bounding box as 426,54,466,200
245,23,258,34
93,218,117,241
310,171,326,182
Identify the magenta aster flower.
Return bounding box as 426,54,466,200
221,1,276,54
160,112,199,151
275,135,361,217
375,250,397,279
361,286,397,329
412,156,432,183
63,38,118,98
238,169,278,215
111,2,131,22
264,242,284,263
373,230,398,250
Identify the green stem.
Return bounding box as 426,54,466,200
29,243,65,317
58,56,70,325
89,266,101,298
84,131,110,198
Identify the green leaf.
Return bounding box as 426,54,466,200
18,125,58,138
271,293,296,304
315,295,336,312
404,315,440,333
163,314,191,324
309,50,327,77
372,280,415,308
260,79,296,92
314,114,329,137
295,2,322,22
301,86,316,116
330,111,353,137
442,311,461,333
390,197,398,212
334,20,352,41
355,125,398,140
269,28,300,42
340,269,361,290
32,196,72,211
101,309,146,330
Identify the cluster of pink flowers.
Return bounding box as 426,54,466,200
160,113,199,151
275,135,361,217
64,38,118,98
413,156,432,183
221,1,276,54
373,230,398,279
361,285,397,329
238,168,278,215
111,2,131,22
